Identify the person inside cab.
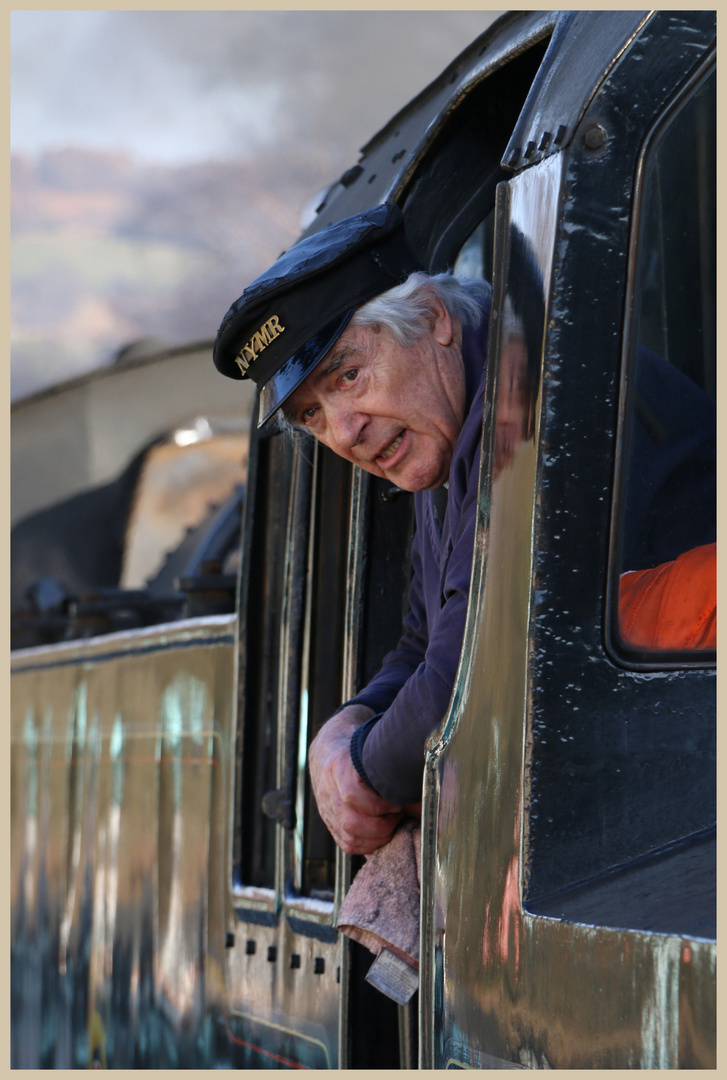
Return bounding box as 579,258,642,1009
214,204,491,854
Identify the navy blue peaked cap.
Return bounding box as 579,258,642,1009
213,203,423,427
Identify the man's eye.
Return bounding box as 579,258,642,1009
301,406,318,423
341,368,358,384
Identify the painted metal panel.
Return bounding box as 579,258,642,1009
11,618,236,1067
12,615,348,1068
421,15,716,1066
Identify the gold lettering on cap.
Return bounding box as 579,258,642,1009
234,315,286,374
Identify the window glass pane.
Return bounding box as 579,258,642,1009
297,445,351,899
237,430,296,888
617,69,715,657
453,208,495,284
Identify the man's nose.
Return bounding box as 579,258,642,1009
327,403,367,449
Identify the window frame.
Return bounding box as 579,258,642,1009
605,54,716,673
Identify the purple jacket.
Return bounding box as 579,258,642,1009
347,299,490,803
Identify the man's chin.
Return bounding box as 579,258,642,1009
361,450,450,491
386,468,448,493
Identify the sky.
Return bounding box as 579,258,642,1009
11,10,501,166
12,11,285,164
11,10,504,400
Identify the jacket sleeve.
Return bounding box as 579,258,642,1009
618,542,716,651
359,427,482,804
342,513,429,716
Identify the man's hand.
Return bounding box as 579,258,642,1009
309,705,403,855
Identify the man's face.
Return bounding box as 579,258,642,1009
284,300,466,491
493,332,529,478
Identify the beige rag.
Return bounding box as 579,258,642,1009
336,820,421,969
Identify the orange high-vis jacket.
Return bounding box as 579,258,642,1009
619,542,716,651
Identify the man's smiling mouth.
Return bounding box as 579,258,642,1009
378,431,404,461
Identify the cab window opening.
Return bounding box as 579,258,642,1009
612,65,715,665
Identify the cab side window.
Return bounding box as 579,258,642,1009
614,67,715,661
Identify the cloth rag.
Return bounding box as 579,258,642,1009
337,819,421,969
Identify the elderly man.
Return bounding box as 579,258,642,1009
214,203,490,854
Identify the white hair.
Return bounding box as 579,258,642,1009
349,271,490,344
274,271,490,432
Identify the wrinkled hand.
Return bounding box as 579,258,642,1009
309,706,403,855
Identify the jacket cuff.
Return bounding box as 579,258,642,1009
349,714,382,789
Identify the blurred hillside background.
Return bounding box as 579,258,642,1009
11,10,502,402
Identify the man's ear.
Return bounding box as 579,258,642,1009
429,293,455,346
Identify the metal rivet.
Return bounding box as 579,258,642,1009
336,966,341,984
290,954,301,969
554,124,567,145
368,174,377,184
267,946,277,962
314,958,325,975
538,131,551,152
225,932,235,949
506,148,520,169
584,124,606,150
524,140,536,159
340,164,363,188
245,939,256,956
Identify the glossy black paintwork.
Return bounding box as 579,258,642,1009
527,830,716,939
523,14,716,905
503,10,650,171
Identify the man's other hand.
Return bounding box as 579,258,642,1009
309,706,403,855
